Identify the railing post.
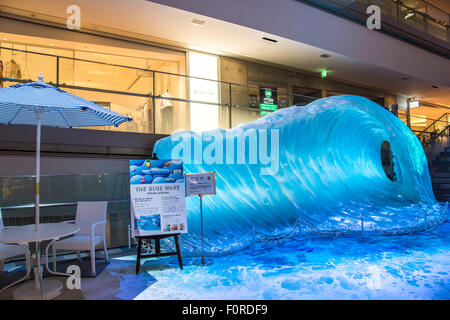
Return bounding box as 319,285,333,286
228,83,232,129
152,71,156,134
56,57,59,86
396,1,400,22
448,22,450,43
406,101,411,129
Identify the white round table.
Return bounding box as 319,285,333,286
0,223,80,300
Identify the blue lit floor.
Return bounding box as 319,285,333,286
3,223,447,300
127,221,449,300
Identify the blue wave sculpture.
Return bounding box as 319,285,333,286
154,95,445,255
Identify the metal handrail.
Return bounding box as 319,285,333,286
417,112,449,141
0,46,320,102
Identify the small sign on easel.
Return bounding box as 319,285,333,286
185,172,216,265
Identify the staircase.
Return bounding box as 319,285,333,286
417,113,450,202
431,147,450,202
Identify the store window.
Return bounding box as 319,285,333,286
0,32,187,135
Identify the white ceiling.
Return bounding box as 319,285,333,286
0,0,449,105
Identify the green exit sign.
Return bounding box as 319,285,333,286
321,69,327,78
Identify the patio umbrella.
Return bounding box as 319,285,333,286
0,74,132,232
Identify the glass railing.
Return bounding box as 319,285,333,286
397,110,450,145
301,0,449,43
0,46,318,135
416,113,450,145
365,0,450,43
0,173,131,249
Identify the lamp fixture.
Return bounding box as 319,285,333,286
262,37,278,43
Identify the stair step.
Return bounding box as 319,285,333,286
431,177,450,183
432,167,450,172
433,188,450,194
432,161,450,166
432,183,450,189
431,171,450,178
435,194,450,200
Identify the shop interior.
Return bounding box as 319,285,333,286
0,32,187,134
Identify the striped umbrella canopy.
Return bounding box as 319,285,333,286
0,75,132,231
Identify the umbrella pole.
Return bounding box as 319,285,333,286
35,113,41,232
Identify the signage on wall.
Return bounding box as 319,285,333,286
259,88,278,116
129,159,187,237
409,100,419,108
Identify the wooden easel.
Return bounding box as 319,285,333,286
135,233,183,274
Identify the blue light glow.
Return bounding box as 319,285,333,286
154,95,446,255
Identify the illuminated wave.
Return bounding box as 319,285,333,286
154,95,446,255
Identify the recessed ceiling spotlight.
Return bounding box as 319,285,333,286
2,37,7,40
262,37,278,43
191,19,205,26
404,11,415,20
400,77,408,80
432,85,439,88
320,54,331,58
49,43,54,46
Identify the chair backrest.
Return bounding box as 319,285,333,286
0,208,3,230
75,201,108,235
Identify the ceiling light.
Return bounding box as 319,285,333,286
191,19,205,26
404,11,415,20
262,37,278,43
320,54,331,58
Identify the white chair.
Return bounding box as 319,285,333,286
0,208,29,273
52,201,109,276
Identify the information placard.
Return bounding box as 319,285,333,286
185,172,216,197
130,159,187,237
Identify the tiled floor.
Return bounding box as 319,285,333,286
0,248,158,300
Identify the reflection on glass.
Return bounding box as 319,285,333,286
0,173,130,248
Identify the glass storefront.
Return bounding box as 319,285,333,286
408,104,450,133
0,32,188,135
0,31,323,136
